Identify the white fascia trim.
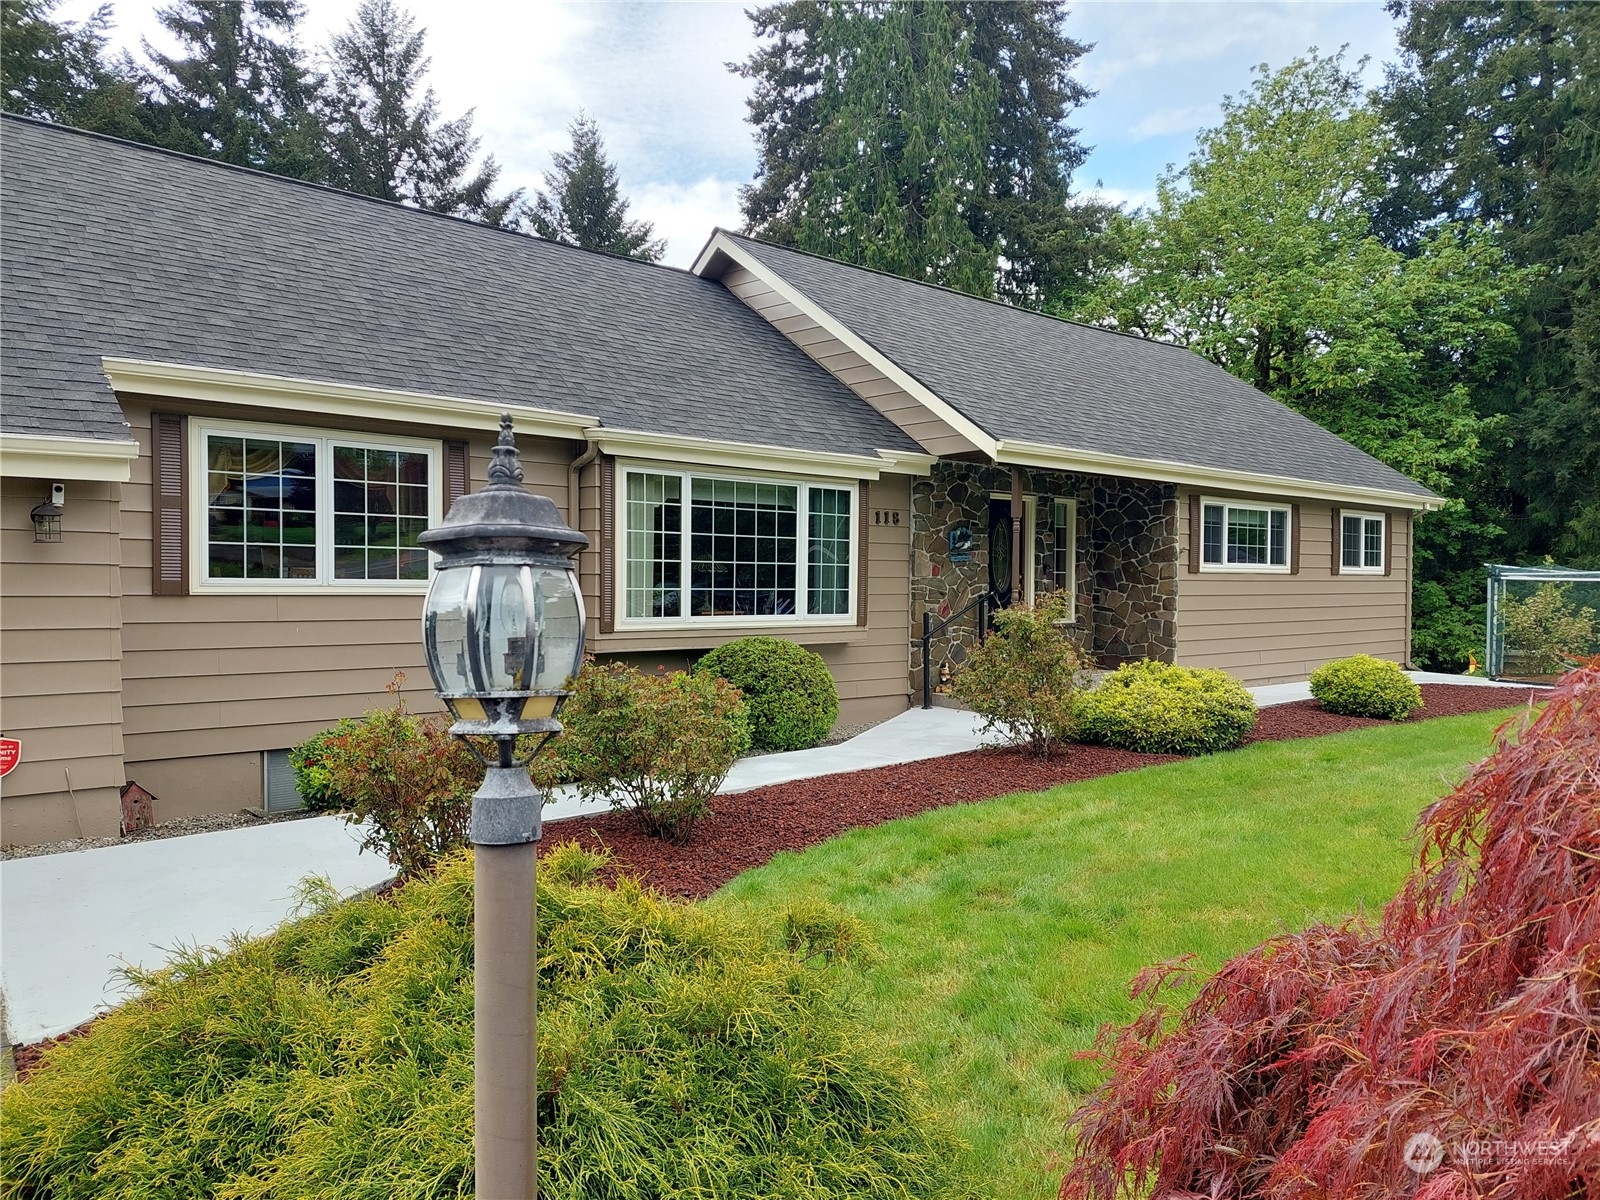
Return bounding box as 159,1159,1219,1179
592,427,929,480
692,232,997,458
0,432,140,481
995,439,1443,512
102,358,598,440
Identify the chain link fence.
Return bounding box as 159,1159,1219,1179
1485,564,1600,683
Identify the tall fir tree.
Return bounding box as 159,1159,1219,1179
735,0,1096,302
527,113,664,261
1,0,150,140
1381,1,1600,564
324,0,517,225
142,0,327,181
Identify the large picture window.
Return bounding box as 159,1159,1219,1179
622,467,855,623
1340,511,1385,572
197,422,438,588
1200,498,1290,571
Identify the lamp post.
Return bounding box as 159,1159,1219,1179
417,414,588,1200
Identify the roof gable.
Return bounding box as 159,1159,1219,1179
698,230,1437,506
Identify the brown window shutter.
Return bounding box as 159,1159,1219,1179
444,440,469,507
1187,492,1201,573
1330,507,1342,575
152,412,188,595
856,480,870,627
1384,514,1395,577
1289,503,1301,575
598,456,616,633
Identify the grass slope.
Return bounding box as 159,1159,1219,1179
711,709,1522,1200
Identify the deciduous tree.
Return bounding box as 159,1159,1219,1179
1075,53,1537,669
1381,0,1600,564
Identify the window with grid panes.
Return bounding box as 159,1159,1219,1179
621,467,854,622
198,423,437,586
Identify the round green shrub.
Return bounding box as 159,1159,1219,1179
0,848,966,1199
695,636,839,752
1077,660,1258,755
1308,654,1423,719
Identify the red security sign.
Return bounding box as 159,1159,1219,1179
0,737,20,778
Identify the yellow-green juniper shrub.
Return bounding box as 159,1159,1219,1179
1,847,966,1200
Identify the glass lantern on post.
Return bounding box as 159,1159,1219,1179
417,413,589,1200
418,415,588,842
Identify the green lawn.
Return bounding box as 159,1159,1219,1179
710,710,1520,1200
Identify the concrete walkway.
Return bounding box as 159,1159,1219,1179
1,817,392,1044
0,670,1532,1045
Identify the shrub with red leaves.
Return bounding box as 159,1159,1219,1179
1061,662,1600,1200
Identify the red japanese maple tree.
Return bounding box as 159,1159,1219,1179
1061,663,1600,1200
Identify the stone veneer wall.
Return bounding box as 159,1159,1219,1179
909,462,1177,694
1088,478,1179,663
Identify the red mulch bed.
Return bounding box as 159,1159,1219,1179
547,682,1539,902
543,743,1182,900
9,682,1538,1080
1246,683,1539,744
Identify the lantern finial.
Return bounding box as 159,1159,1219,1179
487,413,524,487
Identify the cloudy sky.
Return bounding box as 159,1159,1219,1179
62,0,1402,266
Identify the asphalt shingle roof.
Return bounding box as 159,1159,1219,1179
0,116,919,457
724,233,1435,499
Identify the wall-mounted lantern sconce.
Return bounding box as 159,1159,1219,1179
30,483,65,543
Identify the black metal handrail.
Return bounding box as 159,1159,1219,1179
920,592,991,709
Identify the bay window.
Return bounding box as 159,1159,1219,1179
1200,498,1290,570
196,421,439,588
622,466,855,623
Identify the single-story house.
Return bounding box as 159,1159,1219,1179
0,116,1440,844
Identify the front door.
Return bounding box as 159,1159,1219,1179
988,499,1014,609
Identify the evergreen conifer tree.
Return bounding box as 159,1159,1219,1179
324,0,517,224
1,0,150,140
142,0,327,180
527,113,665,261
735,0,1096,301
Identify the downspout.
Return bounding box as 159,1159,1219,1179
567,438,600,531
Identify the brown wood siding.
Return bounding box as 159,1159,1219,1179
116,399,573,782
718,265,978,457
1174,487,1413,684
587,471,914,727
0,476,125,842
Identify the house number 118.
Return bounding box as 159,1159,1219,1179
873,510,901,525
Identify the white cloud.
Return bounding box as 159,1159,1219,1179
1079,184,1156,213
1127,102,1218,141
631,176,744,267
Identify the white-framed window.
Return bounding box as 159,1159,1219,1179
191,419,441,591
1340,511,1385,573
1051,498,1077,620
1200,497,1291,571
619,465,856,626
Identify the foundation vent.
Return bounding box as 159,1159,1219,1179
262,750,305,814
